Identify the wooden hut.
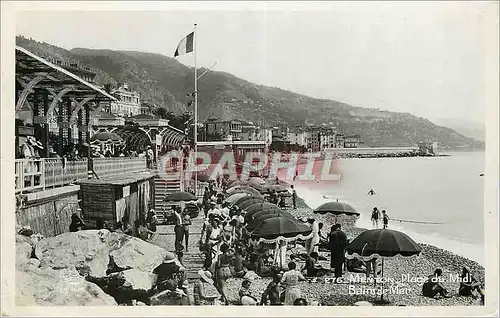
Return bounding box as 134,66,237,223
78,172,155,229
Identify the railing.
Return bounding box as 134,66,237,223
93,157,147,179
15,157,148,193
44,158,88,188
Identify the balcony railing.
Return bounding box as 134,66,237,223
15,157,148,193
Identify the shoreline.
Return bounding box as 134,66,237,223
263,179,485,306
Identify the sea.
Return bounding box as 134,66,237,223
286,151,485,266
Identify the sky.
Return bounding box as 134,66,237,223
14,2,498,124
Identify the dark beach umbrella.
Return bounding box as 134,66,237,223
247,210,295,230
247,182,267,193
237,197,266,210
244,203,282,223
346,228,422,301
313,201,359,216
228,180,252,187
346,229,421,259
233,196,265,209
193,173,211,183
226,185,263,197
164,191,197,202
250,216,312,241
225,192,251,205
313,201,359,222
279,191,292,198
266,184,288,193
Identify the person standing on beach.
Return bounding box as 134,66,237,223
291,185,297,209
181,209,192,252
382,210,389,229
329,224,347,279
371,207,380,228
173,206,184,252
368,189,376,195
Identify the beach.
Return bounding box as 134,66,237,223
223,194,485,306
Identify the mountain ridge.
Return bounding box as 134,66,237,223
16,36,484,150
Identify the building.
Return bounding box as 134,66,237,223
204,117,242,141
344,135,360,148
286,128,308,147
109,83,141,117
418,141,438,156
320,129,337,150
335,134,345,148
140,103,154,116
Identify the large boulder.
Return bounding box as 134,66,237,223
16,266,117,306
109,269,157,291
35,230,111,277
108,233,166,273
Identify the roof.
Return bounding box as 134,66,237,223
96,111,120,119
78,171,155,186
16,46,117,102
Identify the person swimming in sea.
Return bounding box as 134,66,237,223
368,189,376,195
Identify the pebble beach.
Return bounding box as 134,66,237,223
223,195,485,306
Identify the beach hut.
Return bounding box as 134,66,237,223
78,171,155,229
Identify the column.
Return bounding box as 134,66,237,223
42,92,49,158
66,99,72,146
85,103,92,179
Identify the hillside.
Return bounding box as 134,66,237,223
435,118,485,143
16,36,484,150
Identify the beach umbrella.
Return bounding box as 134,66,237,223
164,191,197,203
244,203,282,223
250,216,312,243
266,184,288,193
313,201,360,222
247,210,295,230
279,191,292,198
233,196,265,209
249,177,266,185
228,180,252,187
345,228,422,301
243,182,265,192
225,192,251,205
193,173,211,183
237,197,267,210
226,185,263,197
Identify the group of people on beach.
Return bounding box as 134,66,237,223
370,207,389,229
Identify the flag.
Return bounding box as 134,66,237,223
186,92,195,97
174,32,194,57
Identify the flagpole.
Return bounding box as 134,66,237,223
193,23,198,197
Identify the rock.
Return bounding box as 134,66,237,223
109,269,157,291
16,266,117,306
35,230,111,277
108,232,166,273
17,258,41,271
16,241,33,265
355,301,373,306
